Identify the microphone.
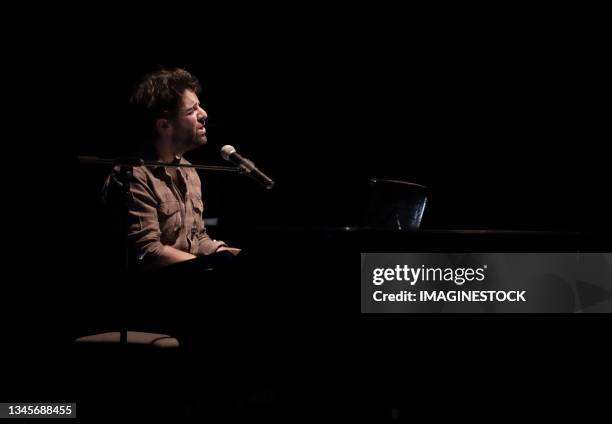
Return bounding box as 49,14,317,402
221,145,275,189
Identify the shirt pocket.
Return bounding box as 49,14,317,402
191,197,205,233
158,200,182,244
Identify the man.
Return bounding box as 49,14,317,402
104,68,240,271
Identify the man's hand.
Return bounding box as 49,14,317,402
216,246,242,256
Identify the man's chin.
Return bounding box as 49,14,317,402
192,136,207,147
180,137,207,153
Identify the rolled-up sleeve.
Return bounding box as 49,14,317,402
196,229,226,256
125,171,166,261
104,168,165,267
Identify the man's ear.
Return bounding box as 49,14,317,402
156,118,171,132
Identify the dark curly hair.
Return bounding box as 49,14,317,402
129,68,202,142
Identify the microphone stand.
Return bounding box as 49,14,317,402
78,155,241,345
78,155,242,173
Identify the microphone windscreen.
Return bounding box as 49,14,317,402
221,145,236,161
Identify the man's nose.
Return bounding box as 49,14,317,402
197,106,208,121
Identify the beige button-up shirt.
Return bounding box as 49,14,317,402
104,156,226,269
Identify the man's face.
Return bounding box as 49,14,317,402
171,89,208,151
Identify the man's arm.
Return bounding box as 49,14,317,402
188,171,241,257
216,246,241,256
195,228,241,256
155,245,197,266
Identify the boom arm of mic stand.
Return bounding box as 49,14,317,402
78,156,241,173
